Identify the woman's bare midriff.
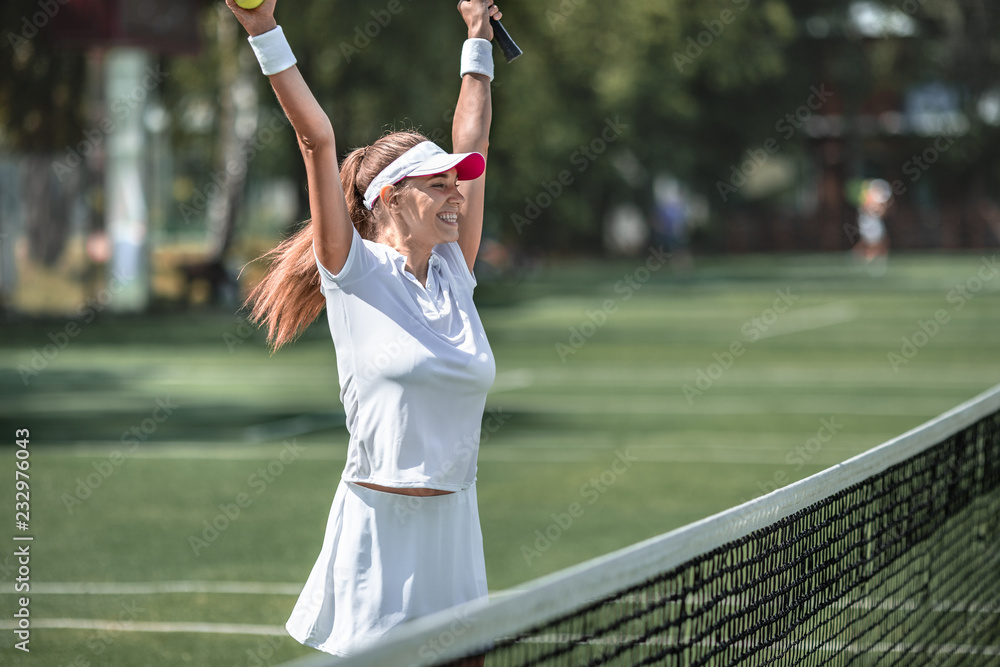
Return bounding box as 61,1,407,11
355,482,454,496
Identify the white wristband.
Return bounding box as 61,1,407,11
460,38,494,82
248,26,297,76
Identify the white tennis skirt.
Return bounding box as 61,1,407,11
285,479,489,656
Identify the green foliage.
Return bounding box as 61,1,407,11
0,0,88,153
183,0,800,249
7,0,1000,253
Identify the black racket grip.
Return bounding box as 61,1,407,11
490,17,522,63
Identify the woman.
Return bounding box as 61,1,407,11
225,0,501,660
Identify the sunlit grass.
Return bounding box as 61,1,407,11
0,252,997,665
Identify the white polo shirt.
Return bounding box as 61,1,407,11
313,228,495,491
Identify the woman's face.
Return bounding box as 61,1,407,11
387,169,465,247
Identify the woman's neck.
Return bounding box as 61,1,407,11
378,230,433,286
401,246,431,286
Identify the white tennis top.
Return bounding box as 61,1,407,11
313,228,495,491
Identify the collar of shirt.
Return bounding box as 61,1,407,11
383,247,440,290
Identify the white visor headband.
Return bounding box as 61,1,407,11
362,141,486,210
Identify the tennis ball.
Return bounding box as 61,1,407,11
235,0,264,9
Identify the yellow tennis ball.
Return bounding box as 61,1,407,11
235,0,264,9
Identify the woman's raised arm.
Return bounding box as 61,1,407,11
453,1,499,272
226,0,354,274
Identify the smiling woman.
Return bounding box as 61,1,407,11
223,0,502,663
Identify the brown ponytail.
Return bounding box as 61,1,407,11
244,130,429,352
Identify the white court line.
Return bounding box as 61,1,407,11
489,369,536,393
0,580,513,598
517,633,1000,656
0,618,285,636
33,443,866,465
244,413,344,443
496,395,953,416
479,448,858,465
755,301,860,340
0,581,301,595
28,432,878,464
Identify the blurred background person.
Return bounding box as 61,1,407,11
853,178,892,275
652,173,694,272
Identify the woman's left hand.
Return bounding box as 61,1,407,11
458,0,501,41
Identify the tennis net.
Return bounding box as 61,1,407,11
282,384,1000,666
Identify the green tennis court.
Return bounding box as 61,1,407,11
1,251,998,666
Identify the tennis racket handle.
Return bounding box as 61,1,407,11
490,17,522,63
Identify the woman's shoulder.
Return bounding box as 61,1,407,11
315,227,389,289
363,237,405,264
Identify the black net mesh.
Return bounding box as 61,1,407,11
465,410,1000,667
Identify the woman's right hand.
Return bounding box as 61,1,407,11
458,0,500,41
225,0,279,37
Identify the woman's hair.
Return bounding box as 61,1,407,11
244,130,428,352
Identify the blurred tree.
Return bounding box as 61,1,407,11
771,0,1000,250
6,0,997,313
188,0,799,253
1,0,89,268
173,4,260,306
924,0,1000,219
